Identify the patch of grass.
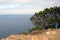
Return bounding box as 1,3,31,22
28,27,40,33
19,32,27,35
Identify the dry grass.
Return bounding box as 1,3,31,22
1,28,60,40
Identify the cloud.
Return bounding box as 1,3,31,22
0,9,35,14
0,3,35,14
32,0,60,6
0,0,60,5
22,5,32,8
0,4,19,9
18,0,30,2
0,0,60,14
0,0,31,4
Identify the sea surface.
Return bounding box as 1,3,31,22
0,14,34,38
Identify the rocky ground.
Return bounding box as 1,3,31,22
1,29,60,40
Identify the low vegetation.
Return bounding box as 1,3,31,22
28,27,40,33
30,6,60,30
19,6,60,34
19,32,27,35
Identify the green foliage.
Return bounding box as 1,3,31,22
19,32,27,35
46,17,57,24
30,6,60,29
29,27,40,32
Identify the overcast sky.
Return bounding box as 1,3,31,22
0,0,60,14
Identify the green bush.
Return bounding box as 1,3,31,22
29,27,40,33
30,6,60,29
19,32,27,35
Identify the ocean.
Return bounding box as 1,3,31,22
0,14,34,38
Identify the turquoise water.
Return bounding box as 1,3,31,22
0,14,34,38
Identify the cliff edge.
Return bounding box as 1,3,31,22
1,29,60,40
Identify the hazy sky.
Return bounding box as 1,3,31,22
0,0,60,14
